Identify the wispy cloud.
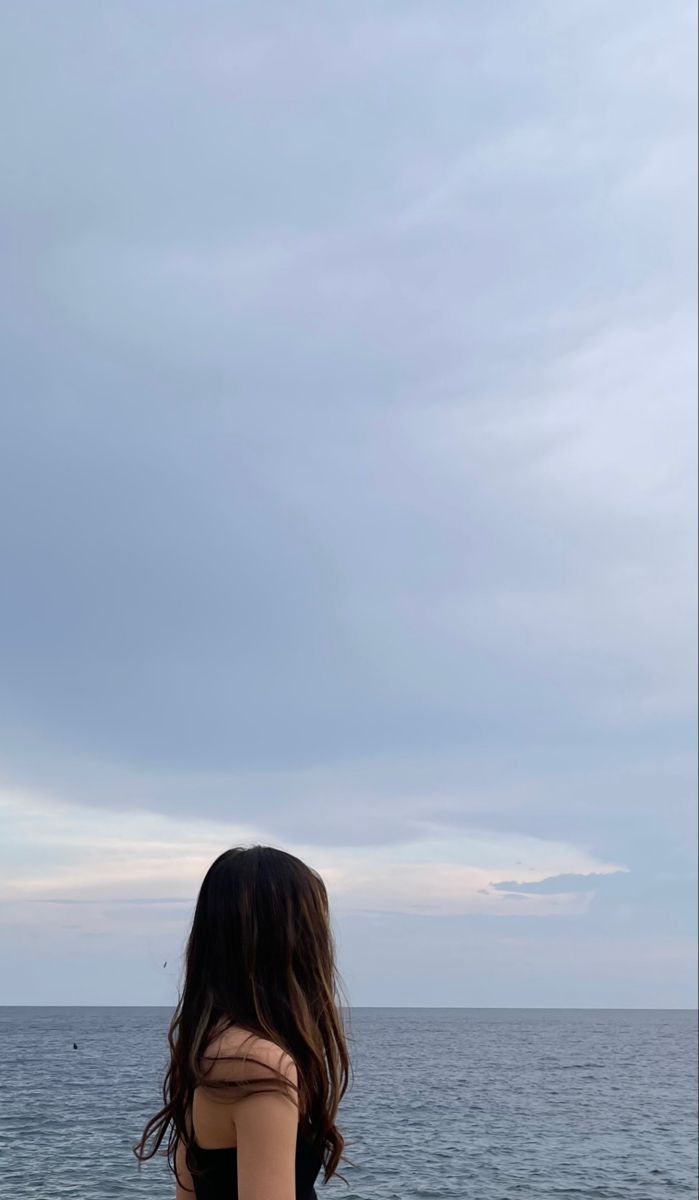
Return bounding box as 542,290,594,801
0,788,623,920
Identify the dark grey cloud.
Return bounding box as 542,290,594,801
0,0,696,896
492,872,625,894
492,868,698,941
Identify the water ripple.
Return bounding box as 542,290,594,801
0,1008,696,1199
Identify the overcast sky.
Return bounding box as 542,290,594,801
1,0,697,1007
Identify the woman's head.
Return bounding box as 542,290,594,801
187,845,336,1039
134,845,350,1185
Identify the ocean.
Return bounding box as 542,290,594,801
0,1006,696,1199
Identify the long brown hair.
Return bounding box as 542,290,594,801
133,845,351,1188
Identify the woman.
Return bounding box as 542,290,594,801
134,845,350,1199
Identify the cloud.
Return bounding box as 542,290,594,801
0,0,695,1000
0,787,622,920
491,872,626,894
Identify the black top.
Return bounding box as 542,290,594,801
189,1128,322,1200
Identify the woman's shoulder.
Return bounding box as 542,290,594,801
202,1022,298,1085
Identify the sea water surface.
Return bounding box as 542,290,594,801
0,1007,696,1199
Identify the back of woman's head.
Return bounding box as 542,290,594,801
134,845,350,1184
187,845,338,1040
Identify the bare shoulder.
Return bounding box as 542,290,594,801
220,1031,302,1199
202,1024,298,1087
